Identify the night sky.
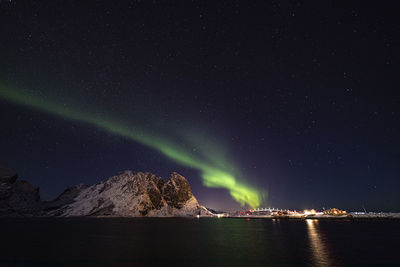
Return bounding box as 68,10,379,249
1,1,399,211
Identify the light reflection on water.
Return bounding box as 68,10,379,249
306,219,333,266
2,218,398,265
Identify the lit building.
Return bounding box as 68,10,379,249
323,208,347,215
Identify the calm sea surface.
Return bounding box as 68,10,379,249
0,217,399,266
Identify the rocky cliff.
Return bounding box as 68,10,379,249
0,166,211,217
0,166,41,216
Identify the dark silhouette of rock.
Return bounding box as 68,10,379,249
0,166,18,200
0,166,18,184
0,166,41,216
12,180,40,201
0,183,12,200
7,180,40,211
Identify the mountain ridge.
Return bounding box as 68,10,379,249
0,166,212,217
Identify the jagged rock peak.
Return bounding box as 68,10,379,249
163,172,194,209
0,165,18,184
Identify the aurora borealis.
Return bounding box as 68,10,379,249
0,85,264,208
1,1,399,212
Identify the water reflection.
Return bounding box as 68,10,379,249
306,219,333,266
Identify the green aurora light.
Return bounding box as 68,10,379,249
0,85,266,208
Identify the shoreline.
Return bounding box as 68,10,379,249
1,214,400,220
231,214,400,220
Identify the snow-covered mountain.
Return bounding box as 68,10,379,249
50,171,212,217
0,166,213,217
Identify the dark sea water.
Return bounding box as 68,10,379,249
0,217,399,266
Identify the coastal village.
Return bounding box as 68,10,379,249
223,207,400,219
235,207,348,218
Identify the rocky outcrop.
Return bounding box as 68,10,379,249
0,166,41,216
0,166,18,200
0,166,18,184
0,165,212,217
163,172,194,209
